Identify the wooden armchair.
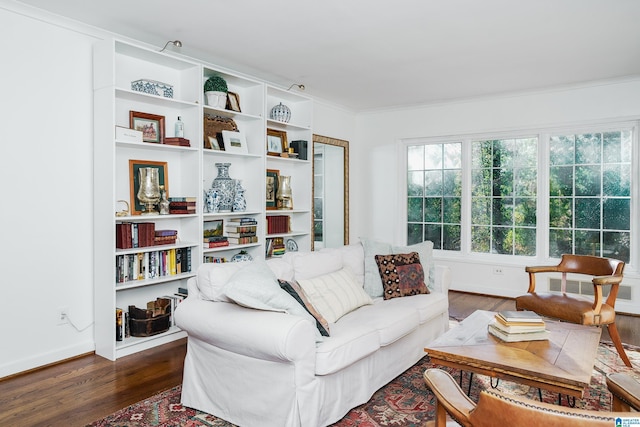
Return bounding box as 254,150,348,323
423,368,629,427
515,254,631,367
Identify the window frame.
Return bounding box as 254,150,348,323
400,119,639,270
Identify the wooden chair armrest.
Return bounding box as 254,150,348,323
423,368,475,427
592,275,623,286
525,265,559,274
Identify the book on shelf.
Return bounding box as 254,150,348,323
168,196,197,202
496,310,544,324
225,231,257,238
228,217,258,225
488,323,550,342
227,235,258,245
163,137,190,147
204,240,230,248
116,222,156,249
489,317,546,334
204,255,228,263
225,225,257,233
116,308,124,341
266,215,290,234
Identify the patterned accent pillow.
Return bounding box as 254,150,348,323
374,252,430,300
278,279,330,336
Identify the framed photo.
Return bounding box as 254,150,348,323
266,168,280,210
207,135,222,150
129,159,168,215
203,219,224,238
267,128,287,156
222,130,248,154
129,111,165,144
227,91,241,112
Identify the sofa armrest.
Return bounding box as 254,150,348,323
433,265,451,294
174,296,317,363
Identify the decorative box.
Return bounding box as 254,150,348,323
115,126,143,142
131,79,174,98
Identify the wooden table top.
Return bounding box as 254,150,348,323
424,310,602,398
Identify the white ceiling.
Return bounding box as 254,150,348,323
15,0,640,111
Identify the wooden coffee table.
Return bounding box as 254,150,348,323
424,310,602,398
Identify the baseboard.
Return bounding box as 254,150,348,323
0,341,95,380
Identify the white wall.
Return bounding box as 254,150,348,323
353,80,640,314
0,3,98,377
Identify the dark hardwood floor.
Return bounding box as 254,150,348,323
1,291,638,426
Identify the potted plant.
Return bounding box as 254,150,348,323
204,75,228,109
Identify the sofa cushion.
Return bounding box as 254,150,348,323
287,251,343,280
337,301,421,346
382,292,449,324
278,279,330,336
222,260,323,341
196,261,247,301
375,252,429,300
297,268,373,323
315,324,380,375
266,257,294,281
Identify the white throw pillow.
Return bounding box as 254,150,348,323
297,268,373,323
360,238,392,298
222,260,323,341
320,244,365,286
196,262,247,301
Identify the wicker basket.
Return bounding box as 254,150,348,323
128,301,171,337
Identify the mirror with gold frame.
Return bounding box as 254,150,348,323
312,134,349,250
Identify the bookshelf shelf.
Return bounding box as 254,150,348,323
115,272,197,291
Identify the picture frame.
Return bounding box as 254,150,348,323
227,91,241,112
129,111,165,144
266,168,280,210
129,159,168,215
221,130,248,154
203,219,224,238
267,128,287,156
207,135,222,150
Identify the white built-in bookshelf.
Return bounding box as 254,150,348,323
93,39,313,360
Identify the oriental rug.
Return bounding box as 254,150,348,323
87,341,639,427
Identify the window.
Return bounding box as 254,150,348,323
549,131,631,262
406,123,634,263
470,138,537,256
407,143,462,249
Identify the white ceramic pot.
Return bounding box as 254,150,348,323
205,91,227,109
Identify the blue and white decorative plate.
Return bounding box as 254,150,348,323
286,239,298,252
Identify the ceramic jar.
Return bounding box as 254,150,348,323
210,163,234,213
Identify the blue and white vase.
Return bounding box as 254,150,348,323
233,180,247,212
210,163,234,213
205,188,220,213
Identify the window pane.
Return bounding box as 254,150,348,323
407,145,424,170
472,141,492,169
472,197,491,225
514,228,536,256
472,169,492,197
549,229,572,258
493,168,513,197
407,223,423,245
548,130,630,263
471,226,491,253
514,168,536,197
550,135,574,166
408,142,461,252
492,227,512,255
514,198,536,227
424,197,441,222
492,197,514,226
407,197,423,222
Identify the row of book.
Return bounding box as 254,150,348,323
115,247,192,283
266,215,290,234
266,237,285,257
116,222,177,249
488,310,550,342
169,197,196,215
204,256,229,263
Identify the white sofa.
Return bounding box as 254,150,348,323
175,241,451,427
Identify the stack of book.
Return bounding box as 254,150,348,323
266,237,286,257
488,310,550,342
226,218,258,245
169,197,197,214
204,235,229,248
154,229,177,245
163,137,190,147
116,222,156,249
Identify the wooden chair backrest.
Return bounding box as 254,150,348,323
557,254,625,277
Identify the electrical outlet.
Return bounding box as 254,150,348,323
493,267,504,275
56,306,69,326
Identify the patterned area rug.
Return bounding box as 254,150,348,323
87,340,639,427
